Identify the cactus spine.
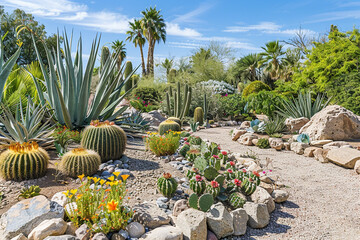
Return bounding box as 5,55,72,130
60,148,101,178
81,120,127,162
157,173,178,198
0,142,49,181
229,192,247,208
158,120,180,135
194,107,204,125
124,61,133,92
189,175,206,194
167,117,181,127
165,82,192,120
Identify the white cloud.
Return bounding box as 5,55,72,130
225,41,261,51
166,23,202,38
307,10,360,23
168,41,203,49
172,2,215,23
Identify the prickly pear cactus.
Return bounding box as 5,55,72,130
198,193,214,212
214,174,225,186
194,156,208,172
188,193,199,209
157,173,178,198
229,192,246,208
204,166,219,181
189,175,206,194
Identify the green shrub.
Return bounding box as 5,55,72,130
218,94,249,120
265,115,287,135
133,87,162,105
145,131,180,156
247,90,286,118
242,81,271,98
130,100,159,112
256,138,270,149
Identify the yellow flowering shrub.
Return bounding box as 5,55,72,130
145,131,181,156
64,173,132,234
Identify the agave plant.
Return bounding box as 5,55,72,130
265,115,287,135
30,31,139,129
247,119,265,133
190,121,199,132
277,92,330,119
115,111,151,133
0,98,53,148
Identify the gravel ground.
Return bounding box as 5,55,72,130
194,127,360,240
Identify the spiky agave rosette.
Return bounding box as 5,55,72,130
0,142,49,181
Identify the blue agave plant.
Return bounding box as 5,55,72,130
297,133,310,144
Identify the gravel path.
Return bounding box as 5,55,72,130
194,127,360,240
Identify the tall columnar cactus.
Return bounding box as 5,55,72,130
60,148,101,178
229,192,247,208
206,181,220,198
100,46,110,73
168,68,177,83
81,120,127,162
203,93,208,122
157,173,178,198
189,175,206,195
158,120,180,135
194,107,204,125
165,82,192,120
167,117,181,127
124,61,133,92
0,142,49,181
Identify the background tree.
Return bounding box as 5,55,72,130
157,57,173,75
260,41,285,80
126,19,146,75
111,40,126,69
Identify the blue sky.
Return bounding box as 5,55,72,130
1,0,360,70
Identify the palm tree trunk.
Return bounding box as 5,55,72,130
146,34,152,75
139,44,146,76
150,38,156,75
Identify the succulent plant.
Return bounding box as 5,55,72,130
194,156,208,172
179,144,190,157
297,133,310,144
157,173,178,198
165,82,192,120
189,136,202,145
204,166,219,181
206,181,220,198
209,155,221,171
241,178,258,196
194,107,204,126
0,142,49,181
189,175,206,195
60,148,101,178
214,174,226,186
158,120,180,135
18,185,41,200
186,167,199,180
124,61,134,92
190,122,199,132
187,149,201,162
188,193,214,212
256,138,270,149
167,117,182,127
81,120,127,162
229,192,246,209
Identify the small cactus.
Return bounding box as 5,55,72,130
60,148,101,178
124,61,133,92
229,192,246,209
204,166,219,181
81,120,127,162
167,117,182,127
189,175,206,195
158,120,181,135
0,142,49,181
186,167,199,180
297,133,310,144
194,107,204,125
194,156,208,172
179,144,190,157
188,193,213,212
206,181,220,198
189,136,202,145
157,173,178,198
241,178,257,196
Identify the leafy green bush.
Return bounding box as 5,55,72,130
218,94,249,120
130,100,159,112
256,138,270,149
145,131,181,156
247,90,286,118
133,86,162,105
242,81,271,98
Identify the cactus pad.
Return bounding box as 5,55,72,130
204,166,219,181
198,193,214,212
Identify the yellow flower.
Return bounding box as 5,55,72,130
106,200,118,212
77,194,83,199
70,189,78,195
63,190,70,197
93,177,100,184
121,174,130,181
87,176,93,181
78,174,85,180
100,179,106,185
108,176,115,182
113,172,120,177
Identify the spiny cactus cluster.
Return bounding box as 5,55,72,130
157,173,178,198
165,82,192,120
158,120,180,135
189,136,202,145
206,180,220,198
0,142,49,181
229,192,246,208
81,120,127,162
188,193,214,212
179,144,190,157
194,107,204,125
60,148,101,178
189,175,206,195
167,117,182,127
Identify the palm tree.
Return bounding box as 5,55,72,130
141,7,166,75
236,53,263,82
158,58,173,75
260,41,285,79
111,40,126,69
126,19,146,75
177,57,191,73
280,49,302,81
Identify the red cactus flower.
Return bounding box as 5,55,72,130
217,146,221,150
227,169,233,174
212,155,219,159
221,151,227,156
184,138,188,141
253,171,260,177
211,181,219,188
249,177,253,182
229,161,235,166
185,142,190,145
242,169,247,173
195,175,203,182
234,178,241,187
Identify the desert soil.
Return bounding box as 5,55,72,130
194,126,360,240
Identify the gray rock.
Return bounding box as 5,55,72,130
176,208,207,240
207,203,234,238
250,187,275,213
231,208,248,236
10,233,27,240
44,235,78,240
206,230,217,240
243,202,270,229
115,169,131,179
65,222,76,236
133,202,171,228
92,233,109,240
75,224,90,240
172,199,189,217
139,225,182,240
0,195,64,239
118,230,129,239
126,222,145,238
271,189,289,203
290,142,309,155
142,110,166,127
51,191,68,207
28,218,67,240
111,233,125,240
313,148,329,163
323,141,350,150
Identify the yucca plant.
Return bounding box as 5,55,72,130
30,31,139,129
0,98,53,148
265,115,287,135
277,91,330,119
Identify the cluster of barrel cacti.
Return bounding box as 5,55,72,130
157,173,178,198
165,82,192,120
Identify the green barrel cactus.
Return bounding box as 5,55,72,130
0,142,49,181
167,117,182,127
186,167,199,180
179,144,190,157
188,193,214,212
60,148,101,178
189,175,206,195
158,120,180,135
194,107,204,125
241,178,258,196
229,192,247,208
157,173,178,198
206,181,220,198
124,61,133,92
81,120,127,162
